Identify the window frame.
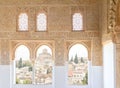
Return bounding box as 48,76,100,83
67,43,89,85
14,44,32,84
34,45,53,85
17,13,29,32
35,13,48,32
72,13,84,32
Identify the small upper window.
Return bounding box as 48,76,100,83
73,13,83,31
37,13,47,31
18,13,28,31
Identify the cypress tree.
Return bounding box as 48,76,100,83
70,56,73,62
74,54,78,64
18,58,22,68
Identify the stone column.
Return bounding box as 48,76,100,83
55,38,65,66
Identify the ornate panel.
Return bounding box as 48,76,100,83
49,6,71,31
92,38,102,66
108,0,119,33
1,39,10,65
10,40,55,63
55,39,65,66
86,5,99,30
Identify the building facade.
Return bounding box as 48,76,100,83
0,0,120,88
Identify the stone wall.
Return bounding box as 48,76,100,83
102,0,120,88
0,0,102,66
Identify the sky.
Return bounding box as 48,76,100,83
15,45,30,60
69,44,88,60
36,45,52,57
15,44,88,61
15,45,52,60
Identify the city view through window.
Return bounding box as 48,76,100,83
15,45,53,84
68,44,88,85
15,44,88,85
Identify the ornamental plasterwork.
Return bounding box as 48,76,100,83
0,40,9,65
108,0,119,33
10,40,55,61
17,7,29,13
35,6,48,14
71,6,84,14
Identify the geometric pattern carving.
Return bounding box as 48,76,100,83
37,13,47,31
73,13,83,31
108,0,119,33
10,40,55,62
18,13,28,31
92,38,102,66
1,40,10,65
54,39,65,66
0,1,102,67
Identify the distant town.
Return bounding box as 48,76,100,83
68,54,88,85
16,49,88,85
16,49,53,84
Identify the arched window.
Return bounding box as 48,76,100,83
15,45,32,84
37,13,47,31
73,13,83,31
35,45,53,84
18,13,28,31
68,44,88,85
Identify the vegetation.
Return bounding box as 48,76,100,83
16,78,32,84
16,58,32,72
47,67,52,74
29,66,32,71
23,79,32,84
18,58,23,68
69,54,86,64
81,73,88,85
68,54,88,85
70,56,73,62
16,78,20,84
80,57,85,63
74,54,78,64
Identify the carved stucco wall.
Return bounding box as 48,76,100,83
10,40,55,62
0,39,10,65
0,0,102,66
102,0,120,88
101,0,108,36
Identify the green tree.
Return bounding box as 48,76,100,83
70,56,73,62
18,58,22,68
81,57,84,63
74,54,78,64
29,66,32,71
23,61,32,67
47,67,52,74
23,79,32,84
81,72,88,85
16,78,20,84
85,72,88,84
